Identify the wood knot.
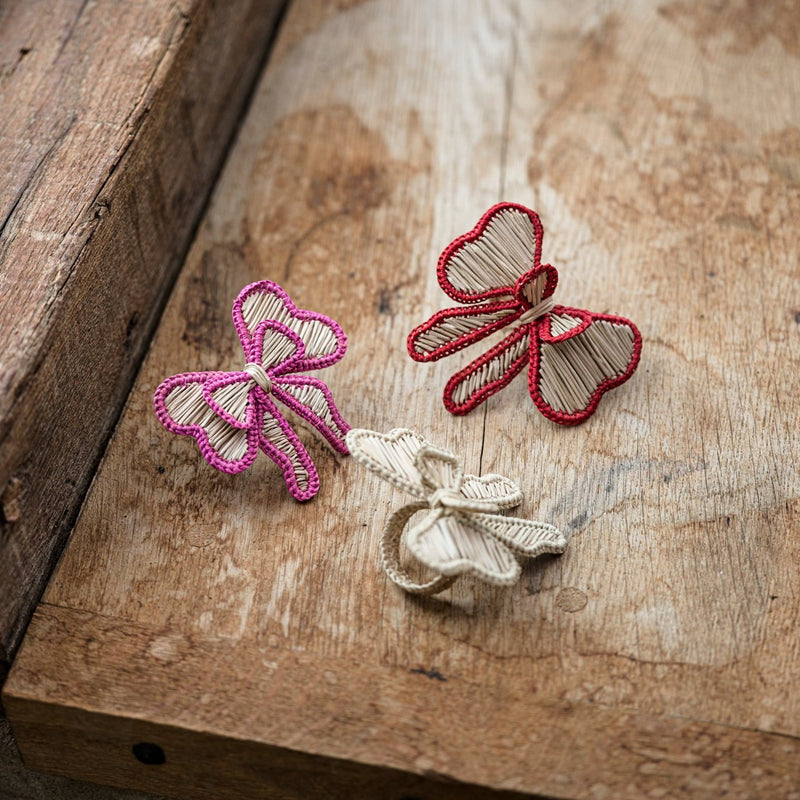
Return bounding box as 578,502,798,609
1,477,23,523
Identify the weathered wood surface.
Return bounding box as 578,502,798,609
0,0,285,670
0,716,168,800
6,0,800,797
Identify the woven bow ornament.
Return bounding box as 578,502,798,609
154,280,349,501
346,428,566,595
408,203,642,424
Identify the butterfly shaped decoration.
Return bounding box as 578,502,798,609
408,203,642,424
346,428,566,595
153,280,350,501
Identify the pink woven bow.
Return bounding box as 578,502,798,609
154,280,349,501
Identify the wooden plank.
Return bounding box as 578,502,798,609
6,604,800,800
0,0,285,668
6,0,800,797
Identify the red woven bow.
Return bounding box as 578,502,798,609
408,203,642,425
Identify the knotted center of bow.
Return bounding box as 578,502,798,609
428,487,498,515
517,295,556,325
243,362,273,393
428,488,463,509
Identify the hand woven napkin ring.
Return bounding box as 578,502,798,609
346,428,566,595
408,202,642,424
154,280,350,501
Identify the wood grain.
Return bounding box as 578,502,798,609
0,0,285,668
6,0,800,797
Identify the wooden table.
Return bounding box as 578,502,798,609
5,1,800,798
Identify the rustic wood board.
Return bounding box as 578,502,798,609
0,0,285,670
6,0,800,797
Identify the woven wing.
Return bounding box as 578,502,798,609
408,299,524,362
345,428,428,499
154,372,261,474
406,510,520,585
258,396,320,501
459,472,522,510
471,512,567,557
273,375,349,454
436,203,545,303
529,307,642,425
245,321,305,373
442,325,531,415
233,280,347,371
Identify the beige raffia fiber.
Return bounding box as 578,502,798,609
346,428,567,595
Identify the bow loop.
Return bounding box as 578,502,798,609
413,445,463,494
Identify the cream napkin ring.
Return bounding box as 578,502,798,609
346,428,567,595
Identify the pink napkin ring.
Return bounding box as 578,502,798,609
154,280,349,501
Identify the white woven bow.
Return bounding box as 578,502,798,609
346,428,567,595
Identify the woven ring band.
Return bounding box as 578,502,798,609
380,502,457,596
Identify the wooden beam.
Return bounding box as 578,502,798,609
0,0,285,667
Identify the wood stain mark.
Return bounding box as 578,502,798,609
247,107,398,262
603,460,644,493
280,210,347,282
410,667,447,682
658,1,800,57
375,274,417,317
524,553,563,595
550,459,707,530
524,16,800,255
123,311,140,350
244,106,432,333
568,511,590,532
377,289,392,314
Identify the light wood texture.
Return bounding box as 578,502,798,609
6,0,800,797
0,0,285,668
